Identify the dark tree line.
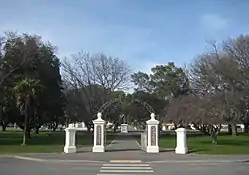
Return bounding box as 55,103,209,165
0,32,64,144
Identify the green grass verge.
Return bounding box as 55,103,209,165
1,131,248,154
0,131,114,153
159,133,249,154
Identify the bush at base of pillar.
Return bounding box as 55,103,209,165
146,146,159,153
64,146,76,153
92,146,105,152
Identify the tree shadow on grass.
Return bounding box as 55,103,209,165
197,140,249,146
158,148,175,152
0,132,94,146
188,149,206,153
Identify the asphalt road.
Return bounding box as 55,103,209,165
152,162,249,175
1,157,249,175
0,157,102,175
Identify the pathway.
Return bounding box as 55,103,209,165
106,140,141,152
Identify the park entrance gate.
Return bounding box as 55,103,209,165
92,98,159,153
63,116,189,154
63,98,160,153
91,112,159,153
63,113,189,154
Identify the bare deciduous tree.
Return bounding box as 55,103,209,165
62,52,131,91
188,40,247,135
167,93,233,144
61,52,132,128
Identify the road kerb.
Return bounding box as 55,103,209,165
12,155,105,163
146,159,249,164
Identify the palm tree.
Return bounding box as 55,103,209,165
14,78,41,145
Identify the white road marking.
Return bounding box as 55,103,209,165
97,174,153,175
100,169,154,173
101,166,152,169
102,163,150,166
97,160,154,174
109,160,142,163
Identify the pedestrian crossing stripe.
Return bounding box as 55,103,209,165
100,169,154,173
97,161,154,174
101,166,152,169
109,160,142,163
103,163,150,166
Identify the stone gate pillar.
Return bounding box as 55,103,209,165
121,124,128,133
175,128,188,154
92,112,105,152
146,113,159,153
64,125,77,153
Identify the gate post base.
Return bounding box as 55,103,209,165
92,146,105,152
64,146,76,153
146,146,159,153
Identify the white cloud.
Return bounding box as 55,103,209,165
200,13,229,30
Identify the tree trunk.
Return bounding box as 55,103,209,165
35,124,42,134
22,98,29,145
228,124,232,134
26,128,31,139
52,122,58,132
244,123,249,133
22,114,28,145
211,134,218,144
1,125,6,131
87,125,91,132
0,121,8,131
35,127,39,134
231,123,237,136
113,125,118,132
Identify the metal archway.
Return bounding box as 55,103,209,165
98,97,155,114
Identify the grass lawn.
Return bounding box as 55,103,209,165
0,131,115,153
159,133,249,154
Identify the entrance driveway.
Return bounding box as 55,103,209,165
106,140,141,152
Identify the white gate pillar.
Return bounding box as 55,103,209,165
92,112,105,152
146,113,159,153
64,126,77,153
121,124,128,133
175,128,188,154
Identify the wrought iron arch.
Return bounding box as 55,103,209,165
98,98,123,113
97,97,155,115
131,98,155,114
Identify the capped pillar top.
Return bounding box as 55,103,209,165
175,127,187,132
146,113,159,125
150,113,155,120
97,112,102,119
93,112,105,124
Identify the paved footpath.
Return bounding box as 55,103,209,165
106,139,141,151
